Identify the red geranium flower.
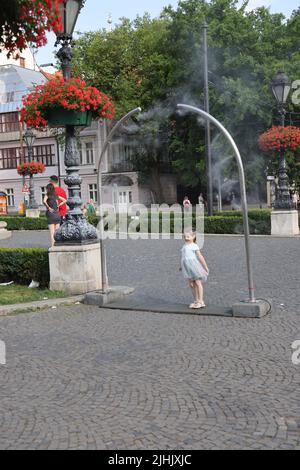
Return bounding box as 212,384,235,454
1,0,64,57
258,126,300,152
17,161,46,176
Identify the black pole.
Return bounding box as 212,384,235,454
54,36,98,245
202,21,213,216
27,144,38,209
274,108,294,211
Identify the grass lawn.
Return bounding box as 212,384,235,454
0,284,66,306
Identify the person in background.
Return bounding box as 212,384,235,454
183,196,191,211
50,175,68,221
292,192,298,210
198,193,205,205
82,204,88,216
87,199,96,215
44,183,67,246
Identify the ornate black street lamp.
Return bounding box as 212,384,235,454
271,71,294,210
54,0,98,244
23,128,38,209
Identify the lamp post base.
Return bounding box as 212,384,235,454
49,242,102,295
271,210,299,236
54,214,98,245
0,222,11,240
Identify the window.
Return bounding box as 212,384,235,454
0,113,19,133
0,148,18,169
40,187,47,205
20,57,26,68
117,190,132,206
33,144,55,167
86,142,94,165
78,143,83,165
6,189,14,207
0,92,15,104
89,184,98,203
0,144,55,170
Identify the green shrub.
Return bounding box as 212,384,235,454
204,216,243,234
204,216,270,235
216,209,272,220
0,216,48,231
0,248,49,287
87,213,100,228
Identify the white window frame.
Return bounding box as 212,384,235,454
85,142,94,165
6,188,14,207
88,183,98,203
40,187,47,205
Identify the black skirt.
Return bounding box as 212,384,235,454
46,196,61,225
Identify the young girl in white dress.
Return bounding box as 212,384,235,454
181,229,209,309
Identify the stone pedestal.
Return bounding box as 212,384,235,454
0,221,11,240
26,209,40,218
49,243,102,295
271,210,299,236
232,299,272,318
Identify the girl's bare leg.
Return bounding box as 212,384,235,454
195,280,204,304
53,224,59,245
189,281,197,302
49,225,55,246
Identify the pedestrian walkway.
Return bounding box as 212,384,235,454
0,304,299,450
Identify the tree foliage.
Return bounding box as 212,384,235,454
72,0,300,199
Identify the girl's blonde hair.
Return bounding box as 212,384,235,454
183,228,197,243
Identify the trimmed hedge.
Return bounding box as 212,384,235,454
0,209,287,235
87,213,271,235
205,216,271,235
0,216,48,231
216,209,272,221
0,248,49,287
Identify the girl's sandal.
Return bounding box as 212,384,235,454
192,302,203,309
189,302,197,309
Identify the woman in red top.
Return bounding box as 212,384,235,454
50,176,68,219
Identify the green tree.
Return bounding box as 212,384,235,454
72,0,300,199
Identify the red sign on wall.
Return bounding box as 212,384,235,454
22,183,30,194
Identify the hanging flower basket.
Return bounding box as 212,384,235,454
20,76,115,129
1,0,64,58
45,109,93,128
17,161,46,176
258,126,300,152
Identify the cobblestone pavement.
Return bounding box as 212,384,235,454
0,234,300,449
2,231,300,312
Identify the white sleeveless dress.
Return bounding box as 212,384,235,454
181,243,208,282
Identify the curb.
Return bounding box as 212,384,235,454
0,295,85,317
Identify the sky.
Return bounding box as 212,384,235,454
35,0,300,65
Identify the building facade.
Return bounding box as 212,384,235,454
0,60,177,213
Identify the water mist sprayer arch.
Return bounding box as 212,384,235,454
177,103,256,303
96,107,142,292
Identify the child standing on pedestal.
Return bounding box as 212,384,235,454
181,229,209,309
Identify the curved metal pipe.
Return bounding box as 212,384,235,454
177,104,256,303
96,107,142,292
